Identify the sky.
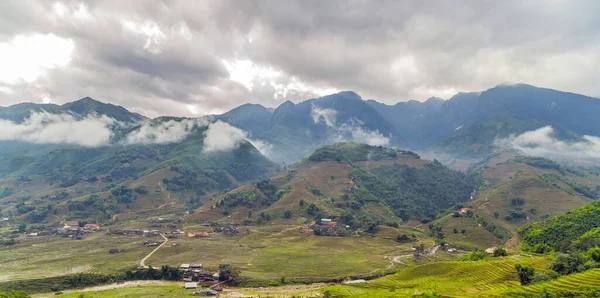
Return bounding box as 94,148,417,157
0,0,599,118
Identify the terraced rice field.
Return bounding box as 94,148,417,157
499,268,600,297
323,256,551,297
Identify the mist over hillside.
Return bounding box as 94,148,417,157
2,84,600,166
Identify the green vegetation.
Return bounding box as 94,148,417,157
351,160,477,221
520,200,600,252
309,142,419,163
516,264,535,285
0,291,29,298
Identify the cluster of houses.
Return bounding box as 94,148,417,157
180,264,219,283
53,223,101,240
108,229,161,237
300,218,352,236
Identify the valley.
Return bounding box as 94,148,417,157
1,89,600,297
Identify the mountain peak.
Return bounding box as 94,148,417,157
61,97,146,122
336,90,362,100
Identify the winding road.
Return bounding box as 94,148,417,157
139,233,168,269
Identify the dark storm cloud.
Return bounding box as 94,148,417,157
0,0,599,117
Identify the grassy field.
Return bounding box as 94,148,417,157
1,223,444,285
0,233,156,281
148,225,435,281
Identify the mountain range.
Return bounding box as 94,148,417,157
2,83,599,165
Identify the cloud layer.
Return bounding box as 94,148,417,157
125,118,206,145
0,111,114,147
311,105,390,146
496,126,600,160
0,112,267,156
1,1,599,117
203,120,272,156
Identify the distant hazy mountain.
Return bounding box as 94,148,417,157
365,84,600,155
218,91,397,163
0,97,145,123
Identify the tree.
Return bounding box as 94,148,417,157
18,223,26,233
78,221,88,227
493,247,508,257
134,185,148,194
515,264,534,285
550,253,585,275
299,199,305,207
283,210,292,219
397,234,411,243
493,211,500,219
461,229,466,234
586,246,600,262
219,264,232,281
453,228,458,234
465,210,473,218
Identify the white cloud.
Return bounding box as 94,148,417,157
124,118,206,145
310,104,337,128
340,124,390,146
0,112,114,147
222,59,338,100
496,126,600,160
203,120,272,156
0,33,74,85
248,138,274,157
310,104,390,146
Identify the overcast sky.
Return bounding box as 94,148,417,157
0,0,599,117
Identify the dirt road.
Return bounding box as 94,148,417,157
139,233,168,269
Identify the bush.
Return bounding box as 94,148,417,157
515,264,535,285
463,250,488,261
550,253,585,275
537,288,557,298
134,185,148,194
533,270,558,282
493,247,508,257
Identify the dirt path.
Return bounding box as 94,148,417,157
139,233,168,269
33,281,176,297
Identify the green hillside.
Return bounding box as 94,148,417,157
519,200,600,253
433,153,600,250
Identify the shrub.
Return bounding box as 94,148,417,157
515,264,534,285
493,247,508,257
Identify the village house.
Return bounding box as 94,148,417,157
184,282,197,289
321,218,332,225
109,229,143,236
143,230,160,237
188,232,210,238
300,227,314,234
83,223,99,230
458,208,471,216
